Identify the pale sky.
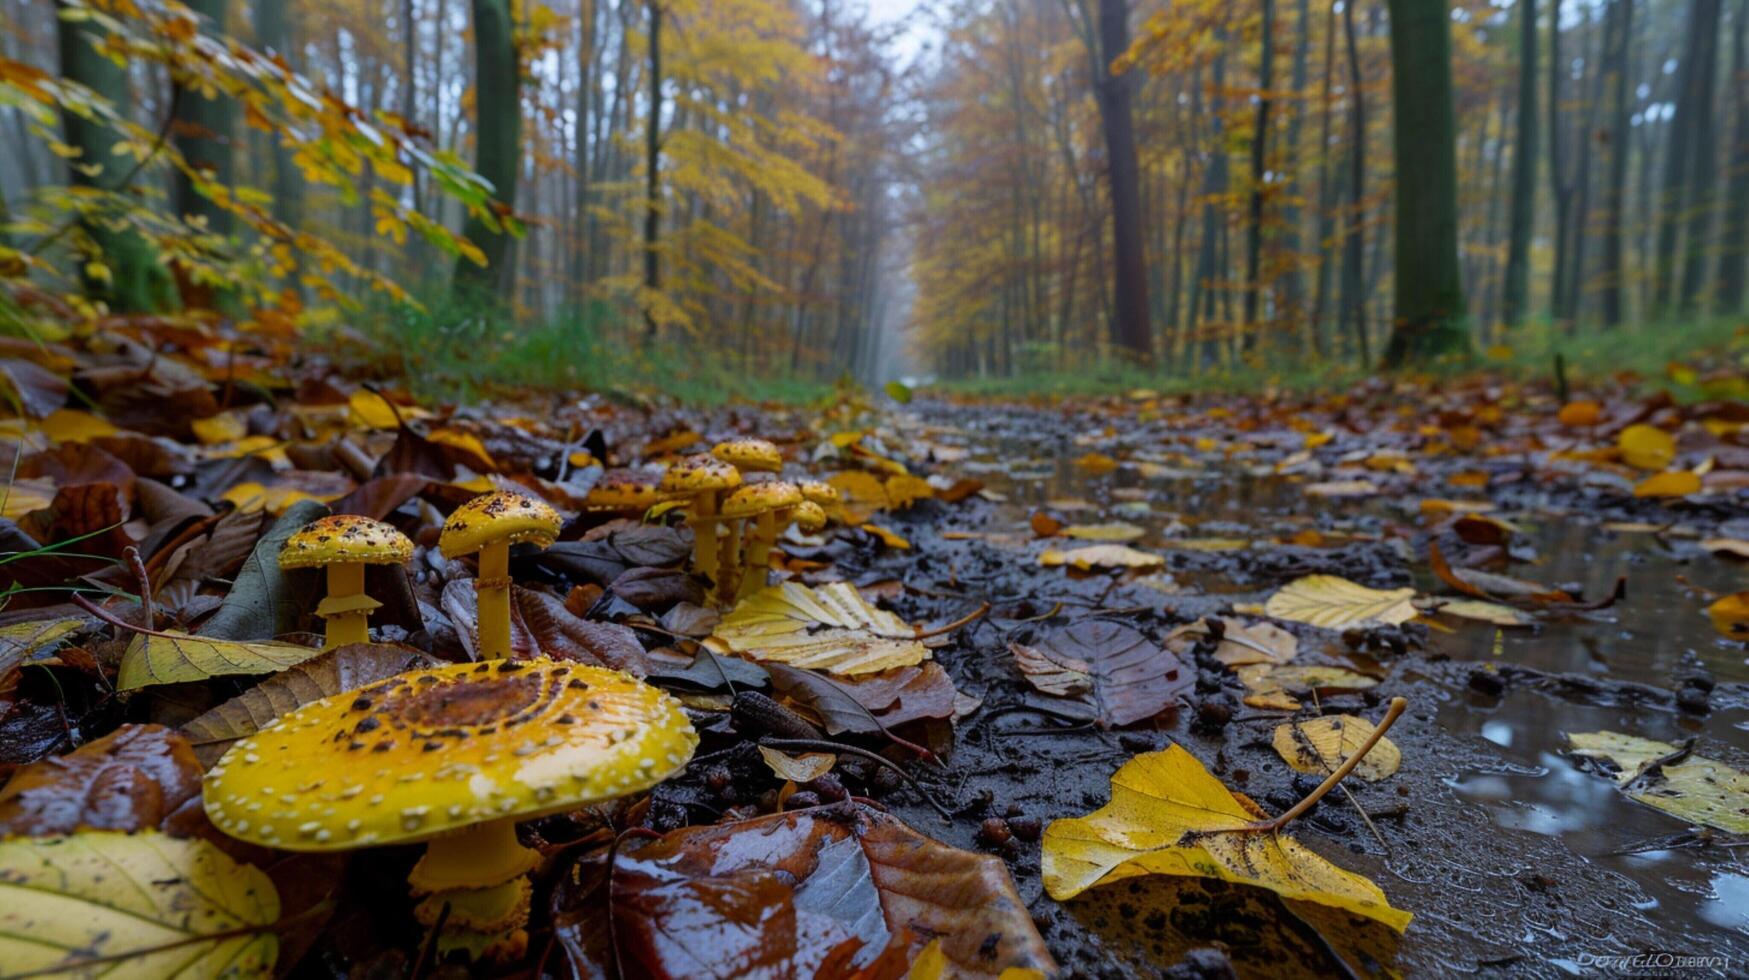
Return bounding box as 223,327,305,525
864,0,933,64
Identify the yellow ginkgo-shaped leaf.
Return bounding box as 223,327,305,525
1041,745,1411,932
0,831,280,978
1568,731,1749,833
119,630,326,691
1274,715,1401,781
705,582,927,676
1263,575,1417,628
1038,544,1164,571
1618,424,1676,471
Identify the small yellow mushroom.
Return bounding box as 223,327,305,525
439,492,561,660
278,515,413,649
659,454,741,586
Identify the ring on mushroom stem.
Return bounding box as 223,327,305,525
439,491,561,661
201,658,698,962
278,515,413,649
658,454,741,587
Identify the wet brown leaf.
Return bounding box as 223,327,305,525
0,724,201,835
1009,620,1193,727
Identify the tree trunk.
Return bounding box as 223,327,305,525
1678,2,1723,311
1502,0,1536,327
1340,0,1367,363
642,0,662,336
1381,0,1468,366
1717,0,1749,312
1652,0,1724,314
1092,0,1152,361
452,0,521,303
56,1,174,312
1547,0,1573,327
1601,0,1633,326
1243,0,1274,339
173,0,235,241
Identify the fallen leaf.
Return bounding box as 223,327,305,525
1263,575,1417,629
860,523,912,549
1273,715,1401,782
1303,479,1379,498
1706,592,1749,639
1210,620,1299,667
1236,663,1377,710
765,662,957,735
758,745,836,782
1038,544,1163,571
0,724,202,836
1568,731,1749,833
555,803,1053,978
1009,621,1192,727
118,629,324,691
707,582,928,676
1700,537,1749,559
1633,470,1701,498
1422,597,1535,627
1074,452,1119,474
1618,424,1676,471
0,831,280,977
1062,522,1146,542
1557,400,1603,427
0,617,86,676
1040,745,1411,931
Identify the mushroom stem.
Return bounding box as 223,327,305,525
411,818,535,894
720,519,745,605
324,562,369,648
737,511,781,601
690,492,720,585
476,540,513,660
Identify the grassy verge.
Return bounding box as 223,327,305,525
323,294,835,406
927,318,1749,402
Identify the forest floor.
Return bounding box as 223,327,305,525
3,337,1748,977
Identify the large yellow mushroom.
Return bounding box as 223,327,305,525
658,454,741,586
439,491,561,660
203,658,697,960
278,515,413,648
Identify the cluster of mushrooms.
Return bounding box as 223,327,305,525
202,437,835,960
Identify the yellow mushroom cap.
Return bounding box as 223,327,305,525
799,480,839,506
583,469,664,510
710,438,783,473
202,659,698,851
439,491,561,559
791,500,828,533
720,481,803,519
280,515,414,569
659,454,742,496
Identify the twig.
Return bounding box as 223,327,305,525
758,737,957,821
72,593,188,639
125,546,153,631
911,601,990,639
1242,697,1408,834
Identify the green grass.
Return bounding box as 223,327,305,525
326,293,835,406
928,317,1749,402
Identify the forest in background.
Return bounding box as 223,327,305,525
1,0,1744,388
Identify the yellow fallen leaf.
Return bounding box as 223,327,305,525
1061,522,1146,542
1274,715,1401,781
1426,598,1534,627
1041,744,1411,931
861,523,911,549
1707,591,1749,639
1211,621,1298,667
1038,544,1164,571
1568,731,1749,833
1618,424,1676,471
1161,537,1250,552
119,630,326,690
705,582,928,676
1073,452,1119,474
0,831,279,977
757,745,835,783
1633,470,1701,498
1304,479,1380,498
1235,663,1377,711
36,408,118,444
1264,575,1417,629
347,388,429,430
884,474,935,508
221,482,335,515
1,478,57,519
191,411,248,445
1418,498,1495,518
428,428,497,471
1557,401,1602,427
1700,537,1749,559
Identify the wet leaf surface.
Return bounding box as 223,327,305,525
0,724,202,835
1009,620,1192,727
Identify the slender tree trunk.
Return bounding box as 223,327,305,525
642,0,662,336
1382,0,1468,366
1717,0,1749,311
1601,0,1634,326
1340,0,1367,363
453,0,521,302
1244,0,1274,340
1091,0,1152,361
173,0,235,241
56,1,174,312
1503,0,1537,327
1548,0,1577,327
1653,0,1724,313
1679,1,1724,311
1309,0,1338,355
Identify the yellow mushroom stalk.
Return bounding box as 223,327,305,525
659,454,741,587
727,482,802,603
439,491,561,660
202,658,698,962
278,515,413,649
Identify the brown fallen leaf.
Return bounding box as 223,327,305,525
1009,620,1193,727
0,724,202,836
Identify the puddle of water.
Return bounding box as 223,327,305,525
915,412,1749,962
